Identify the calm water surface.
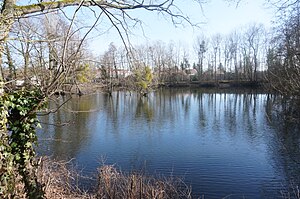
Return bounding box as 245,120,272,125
37,89,300,198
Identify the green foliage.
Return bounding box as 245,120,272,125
134,66,153,95
76,64,91,83
0,89,46,198
0,91,16,198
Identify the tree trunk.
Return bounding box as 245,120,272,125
5,43,16,79
0,1,16,84
0,0,16,41
24,51,29,84
0,55,4,81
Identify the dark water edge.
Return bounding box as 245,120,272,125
160,80,264,89
37,88,300,198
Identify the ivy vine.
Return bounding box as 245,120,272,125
0,88,46,198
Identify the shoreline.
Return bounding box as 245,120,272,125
63,80,269,96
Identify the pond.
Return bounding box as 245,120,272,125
37,88,300,198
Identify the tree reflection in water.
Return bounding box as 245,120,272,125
265,95,300,197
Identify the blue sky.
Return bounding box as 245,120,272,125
86,0,275,56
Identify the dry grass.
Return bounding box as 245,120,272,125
37,157,95,199
35,157,192,199
96,165,192,199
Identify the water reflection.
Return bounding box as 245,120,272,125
264,95,300,196
37,89,300,198
38,95,98,159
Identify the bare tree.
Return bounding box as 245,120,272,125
4,42,16,80
194,34,208,79
8,19,38,84
151,41,167,81
229,31,241,80
267,2,300,97
243,23,264,81
211,33,222,82
99,42,119,84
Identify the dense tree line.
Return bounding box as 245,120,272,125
98,23,268,85
97,2,300,100
1,1,299,97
